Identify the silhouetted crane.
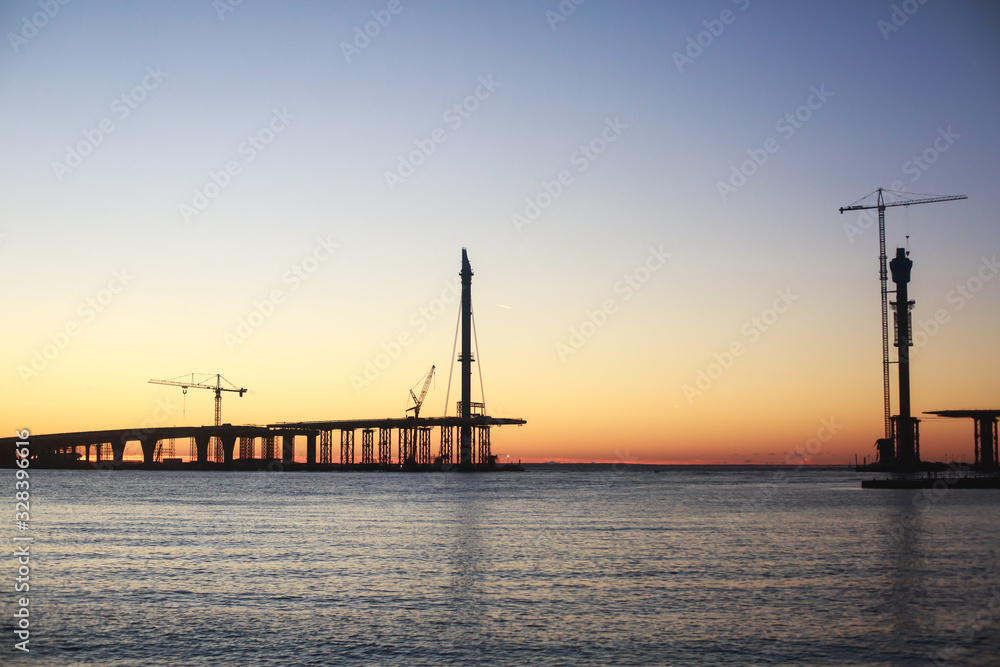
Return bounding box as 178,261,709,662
406,365,435,419
839,188,966,438
148,373,247,427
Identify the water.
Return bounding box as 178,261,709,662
3,466,998,666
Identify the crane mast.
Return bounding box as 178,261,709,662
839,188,967,438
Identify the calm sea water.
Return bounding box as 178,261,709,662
3,466,998,666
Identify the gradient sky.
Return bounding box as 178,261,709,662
2,0,998,464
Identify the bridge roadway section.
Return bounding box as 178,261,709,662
271,416,526,467
0,425,288,467
0,416,526,468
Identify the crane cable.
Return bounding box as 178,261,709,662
471,300,486,409
846,188,880,208
442,298,487,415
443,304,460,416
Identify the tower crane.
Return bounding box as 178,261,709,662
406,365,435,419
839,188,966,438
148,373,247,427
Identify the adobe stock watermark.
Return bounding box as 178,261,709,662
111,396,181,465
854,464,981,577
12,428,33,653
783,417,843,465
906,254,999,358
717,85,832,202
340,0,412,64
729,417,843,527
877,0,931,41
902,126,961,184
556,246,670,362
682,288,799,403
52,66,168,183
85,397,181,469
930,574,1000,667
350,278,462,393
384,75,501,192
512,116,628,233
673,0,750,73
7,0,71,54
842,126,960,244
179,107,294,223
224,235,339,352
17,270,134,385
545,0,586,31
212,0,244,21
596,448,641,489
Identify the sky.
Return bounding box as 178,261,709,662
2,0,998,464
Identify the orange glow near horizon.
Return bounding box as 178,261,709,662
5,251,997,467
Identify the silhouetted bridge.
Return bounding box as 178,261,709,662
3,250,527,471
272,416,527,468
0,416,525,470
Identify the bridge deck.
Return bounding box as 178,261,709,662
270,416,527,430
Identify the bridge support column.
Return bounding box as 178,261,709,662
239,436,254,460
399,428,415,466
440,426,453,465
112,436,126,465
361,429,374,465
417,427,431,465
195,434,211,464
319,431,333,464
262,435,275,460
975,417,998,472
378,428,392,465
140,437,159,464
476,425,492,468
340,430,355,467
221,433,237,465
282,434,295,465
306,433,317,466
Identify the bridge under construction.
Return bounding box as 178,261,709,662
1,249,526,471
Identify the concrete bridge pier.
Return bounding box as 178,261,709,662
306,433,316,466
975,417,998,471
925,410,1000,472
221,433,238,464
112,440,125,465
195,434,211,464
282,434,295,465
140,437,159,464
